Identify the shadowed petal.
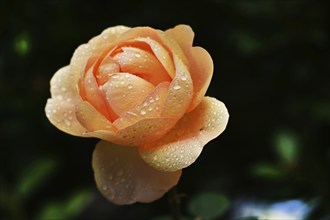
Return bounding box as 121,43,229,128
92,140,182,205
139,97,229,172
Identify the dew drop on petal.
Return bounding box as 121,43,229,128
116,169,124,177
140,109,147,115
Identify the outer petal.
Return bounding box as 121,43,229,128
166,25,214,111
161,54,193,118
45,66,88,136
139,97,229,172
185,47,213,111
165,25,194,50
92,140,182,205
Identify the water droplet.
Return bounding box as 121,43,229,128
52,109,57,113
65,120,71,127
181,75,187,81
135,53,141,58
128,84,133,89
117,169,123,176
102,185,108,191
140,109,146,115
173,84,181,90
148,106,153,111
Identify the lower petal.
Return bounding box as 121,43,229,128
139,97,229,172
92,140,182,205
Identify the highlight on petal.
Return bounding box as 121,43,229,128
45,66,88,136
140,97,229,172
92,140,182,205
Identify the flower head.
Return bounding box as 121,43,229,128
45,25,229,204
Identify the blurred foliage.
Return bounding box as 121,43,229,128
16,158,57,198
187,192,230,219
36,189,93,220
13,32,30,57
0,0,329,219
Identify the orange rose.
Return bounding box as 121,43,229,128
45,25,229,204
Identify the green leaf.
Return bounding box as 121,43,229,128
17,158,57,198
188,192,230,219
251,163,283,179
274,131,298,164
36,189,93,220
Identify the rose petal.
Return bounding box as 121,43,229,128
102,73,155,116
113,82,170,129
80,67,118,121
112,46,171,85
45,66,88,136
75,100,116,132
186,47,213,111
70,26,131,81
165,25,194,51
115,117,177,146
166,25,214,111
135,37,175,78
139,97,229,172
113,27,175,77
161,54,193,118
92,140,182,205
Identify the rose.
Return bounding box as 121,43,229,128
45,25,229,205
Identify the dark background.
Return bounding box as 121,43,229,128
0,0,329,219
